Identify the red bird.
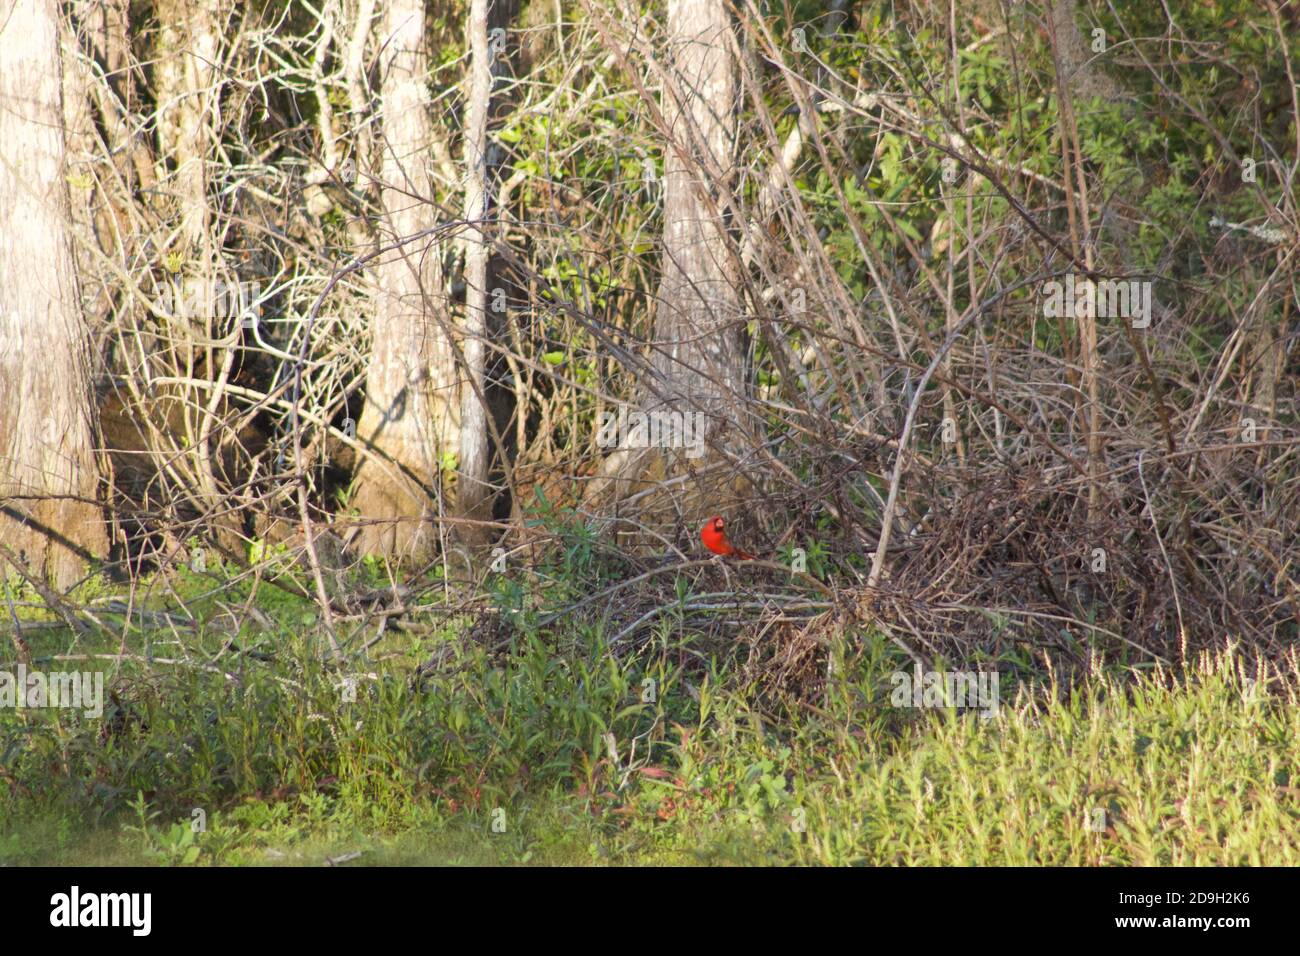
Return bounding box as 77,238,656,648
701,515,755,560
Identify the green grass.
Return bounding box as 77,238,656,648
3,563,1296,866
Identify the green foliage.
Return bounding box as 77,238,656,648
3,538,1296,865
4,0,1297,869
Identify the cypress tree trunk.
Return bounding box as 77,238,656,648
350,0,458,560
0,0,109,588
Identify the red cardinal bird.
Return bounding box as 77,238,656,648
701,515,755,560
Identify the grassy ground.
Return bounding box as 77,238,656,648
2,559,1297,866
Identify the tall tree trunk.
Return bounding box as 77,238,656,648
0,0,109,588
350,0,457,560
656,0,744,419
457,0,494,544
588,0,746,517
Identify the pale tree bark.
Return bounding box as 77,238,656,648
589,0,747,516
0,0,109,588
457,0,493,544
350,0,458,560
459,0,520,546
656,0,744,414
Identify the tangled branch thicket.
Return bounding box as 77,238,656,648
46,0,1298,686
